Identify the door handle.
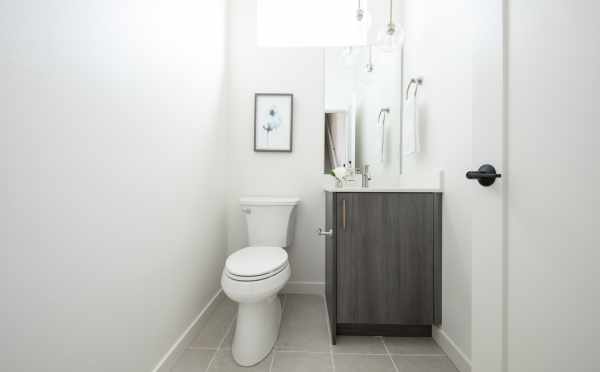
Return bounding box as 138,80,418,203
466,164,502,187
317,228,333,238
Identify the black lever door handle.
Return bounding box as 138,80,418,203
466,164,502,186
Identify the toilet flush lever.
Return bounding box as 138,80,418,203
241,207,251,214
317,228,333,238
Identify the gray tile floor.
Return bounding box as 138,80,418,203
172,294,458,372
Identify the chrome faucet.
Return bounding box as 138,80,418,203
362,164,372,188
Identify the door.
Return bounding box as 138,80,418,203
471,1,506,371
472,1,600,372
336,193,434,325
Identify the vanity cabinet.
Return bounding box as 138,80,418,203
325,191,442,344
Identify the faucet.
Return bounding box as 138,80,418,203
362,164,372,188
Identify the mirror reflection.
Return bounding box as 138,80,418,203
324,45,403,180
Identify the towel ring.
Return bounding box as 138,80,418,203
406,77,424,99
378,107,390,125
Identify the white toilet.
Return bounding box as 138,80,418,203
221,197,299,366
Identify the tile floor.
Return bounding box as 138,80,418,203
172,294,458,372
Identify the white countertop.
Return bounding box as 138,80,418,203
323,186,442,193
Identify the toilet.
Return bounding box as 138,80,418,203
221,197,299,366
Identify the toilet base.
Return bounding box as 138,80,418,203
232,295,282,366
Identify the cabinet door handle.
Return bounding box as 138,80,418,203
317,228,333,238
342,199,347,231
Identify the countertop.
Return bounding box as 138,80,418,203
323,186,442,193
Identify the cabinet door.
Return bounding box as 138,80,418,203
337,193,434,324
324,192,337,344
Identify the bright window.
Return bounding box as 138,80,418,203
257,0,368,47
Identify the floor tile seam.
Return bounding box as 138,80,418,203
388,353,448,357
203,316,236,372
333,352,390,356
268,351,276,372
274,347,333,353
217,316,236,351
319,294,336,372
274,350,332,355
381,337,400,372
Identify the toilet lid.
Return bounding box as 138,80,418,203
225,246,288,277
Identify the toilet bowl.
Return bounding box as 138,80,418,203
221,197,299,366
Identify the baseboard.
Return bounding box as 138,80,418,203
432,327,472,372
282,281,325,295
151,289,225,372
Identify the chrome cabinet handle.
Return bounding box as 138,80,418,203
317,228,333,238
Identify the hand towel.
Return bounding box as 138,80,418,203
402,94,420,156
376,110,386,163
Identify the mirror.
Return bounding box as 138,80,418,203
324,46,403,179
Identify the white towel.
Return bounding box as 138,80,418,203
402,94,420,156
376,111,386,163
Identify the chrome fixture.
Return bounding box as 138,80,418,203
365,45,374,72
386,0,396,36
362,164,372,188
356,0,364,21
379,107,391,120
377,0,404,51
317,228,334,237
406,77,423,99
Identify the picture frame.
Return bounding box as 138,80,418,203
254,93,293,152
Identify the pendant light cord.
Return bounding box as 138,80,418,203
389,0,393,24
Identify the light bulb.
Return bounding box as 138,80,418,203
355,12,372,44
376,23,405,53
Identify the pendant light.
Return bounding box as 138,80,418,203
354,0,372,43
356,0,364,21
377,0,404,52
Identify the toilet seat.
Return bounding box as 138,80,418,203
225,246,288,282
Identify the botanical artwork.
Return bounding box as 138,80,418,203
254,94,293,152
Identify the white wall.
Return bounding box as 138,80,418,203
226,0,329,286
506,2,600,371
402,0,473,362
0,1,228,371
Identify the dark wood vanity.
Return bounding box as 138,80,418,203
324,191,442,344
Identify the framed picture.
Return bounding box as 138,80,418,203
254,93,293,152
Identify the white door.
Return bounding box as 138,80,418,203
470,1,505,371
471,1,600,372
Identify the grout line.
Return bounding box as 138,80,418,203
218,317,237,351
268,351,276,372
321,295,336,372
331,352,389,356
381,337,400,372
272,349,445,357
388,353,447,357
202,316,236,372
274,350,332,355
330,349,336,372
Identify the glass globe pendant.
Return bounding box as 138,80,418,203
377,0,404,53
355,0,372,44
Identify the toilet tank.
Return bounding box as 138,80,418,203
240,197,300,248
